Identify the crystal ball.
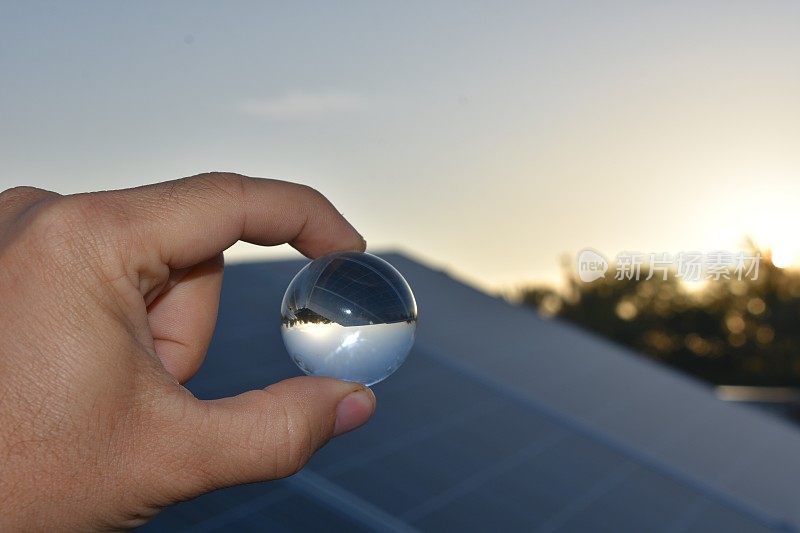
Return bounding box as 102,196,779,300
281,252,418,386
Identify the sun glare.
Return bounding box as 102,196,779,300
770,246,799,269
680,278,709,293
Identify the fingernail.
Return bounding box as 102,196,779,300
334,387,375,436
353,231,366,251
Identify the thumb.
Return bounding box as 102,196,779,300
172,377,375,496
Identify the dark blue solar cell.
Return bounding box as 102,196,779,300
281,252,417,327
250,493,373,533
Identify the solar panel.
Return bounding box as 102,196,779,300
552,466,773,533
139,258,792,532
282,253,416,327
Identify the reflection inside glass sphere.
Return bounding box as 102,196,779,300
281,252,417,385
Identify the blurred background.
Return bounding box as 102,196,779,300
2,2,800,415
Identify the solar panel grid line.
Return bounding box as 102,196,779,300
400,428,572,523
177,471,413,533
320,399,502,478
533,462,638,533
416,346,789,529
665,421,787,533
311,258,412,319
318,269,373,296
667,499,715,533
302,256,328,299
180,484,297,532
337,256,411,315
312,286,386,324
287,470,419,533
322,265,375,292
667,496,794,533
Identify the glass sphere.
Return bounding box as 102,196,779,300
281,252,418,386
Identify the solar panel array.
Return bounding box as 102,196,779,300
283,253,416,327
141,259,790,532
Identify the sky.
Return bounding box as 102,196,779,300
2,1,800,291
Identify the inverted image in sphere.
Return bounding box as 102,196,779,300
281,252,418,385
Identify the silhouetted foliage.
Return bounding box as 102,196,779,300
517,248,800,386
283,307,332,326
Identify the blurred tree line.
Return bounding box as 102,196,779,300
517,248,800,387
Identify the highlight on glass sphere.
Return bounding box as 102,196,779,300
280,251,418,386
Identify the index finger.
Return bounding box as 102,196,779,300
97,172,366,270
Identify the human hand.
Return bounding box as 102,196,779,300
0,173,375,530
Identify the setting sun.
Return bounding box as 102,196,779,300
770,245,799,269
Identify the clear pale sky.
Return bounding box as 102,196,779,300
2,2,799,291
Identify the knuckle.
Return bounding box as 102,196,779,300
23,196,85,238
296,184,336,218
186,172,246,202
297,183,326,203
0,186,59,216
69,193,132,239
0,185,52,203
17,194,118,260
